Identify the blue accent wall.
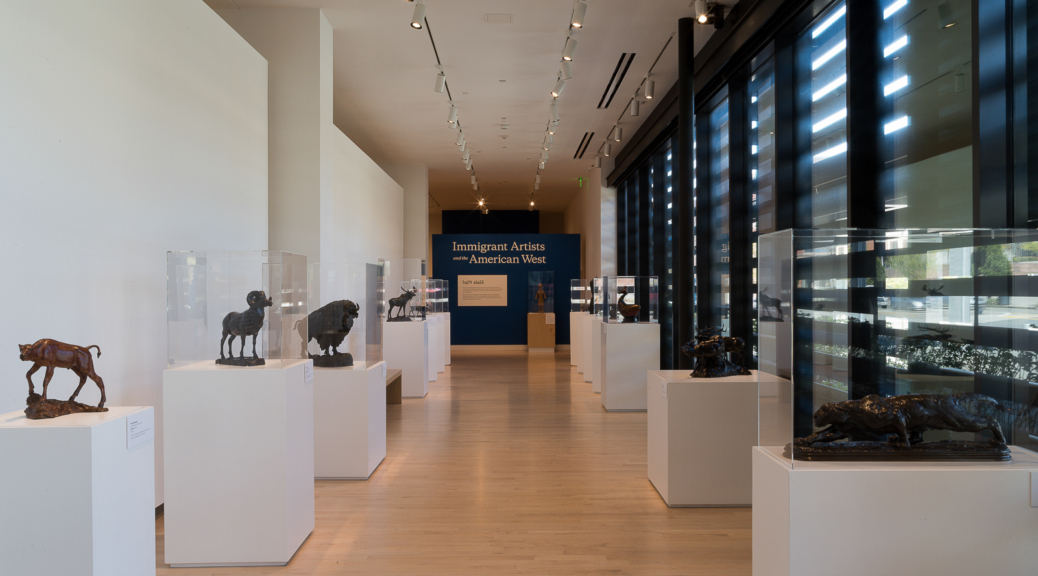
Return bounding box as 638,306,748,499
432,234,581,345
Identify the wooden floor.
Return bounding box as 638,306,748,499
156,350,751,575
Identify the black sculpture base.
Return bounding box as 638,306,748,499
24,393,107,420
759,315,784,323
690,366,751,379
311,352,354,368
386,316,412,322
787,439,1011,462
215,356,266,367
620,316,638,323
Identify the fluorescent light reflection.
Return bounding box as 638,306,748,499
813,142,848,163
884,116,910,134
752,145,758,154
812,74,847,101
884,35,908,57
884,75,909,96
812,40,847,71
812,108,847,133
883,0,908,19
812,5,846,38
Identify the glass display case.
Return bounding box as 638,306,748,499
427,279,447,314
601,276,659,324
443,279,450,313
758,229,1038,467
528,271,555,313
383,258,426,321
306,261,383,367
166,251,307,368
570,279,589,312
591,277,603,318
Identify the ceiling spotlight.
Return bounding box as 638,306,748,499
560,61,573,80
535,174,541,184
595,156,602,168
481,207,489,215
550,103,560,122
473,183,479,190
534,182,540,190
462,151,470,162
562,38,578,61
471,175,477,185
410,2,426,29
631,100,640,116
548,126,556,135
546,133,554,143
696,3,724,28
604,143,611,157
434,71,446,93
695,0,709,23
455,131,465,146
938,2,956,28
539,161,546,169
552,79,567,98
477,198,484,206
645,79,655,99
614,127,622,142
448,106,458,125
571,2,587,28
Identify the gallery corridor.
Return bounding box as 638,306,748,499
156,350,751,575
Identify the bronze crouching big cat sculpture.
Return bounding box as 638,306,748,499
297,300,360,367
218,290,273,366
683,326,750,378
792,393,1011,461
19,339,108,419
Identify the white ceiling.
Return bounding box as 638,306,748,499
204,0,720,213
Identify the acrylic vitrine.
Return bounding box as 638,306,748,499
757,229,1038,467
306,261,384,367
601,276,659,324
442,280,451,313
166,251,307,368
591,277,604,318
427,279,447,314
570,279,589,312
528,271,555,313
383,258,426,321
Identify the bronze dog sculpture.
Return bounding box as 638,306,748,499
19,339,108,419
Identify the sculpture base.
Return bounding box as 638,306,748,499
759,315,784,322
24,393,107,420
310,352,354,368
690,366,751,379
215,357,266,367
787,439,1011,461
619,316,638,323
386,317,411,322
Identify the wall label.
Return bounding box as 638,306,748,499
127,409,154,449
458,275,508,306
304,362,314,383
451,241,547,264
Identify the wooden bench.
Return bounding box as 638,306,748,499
386,368,402,404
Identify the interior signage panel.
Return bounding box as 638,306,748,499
458,275,508,306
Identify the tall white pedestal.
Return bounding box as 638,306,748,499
444,312,451,366
583,315,595,383
163,360,315,567
570,311,582,368
648,371,756,506
430,315,445,376
385,320,429,398
314,361,387,480
600,322,660,411
591,319,603,391
753,446,1038,576
0,406,155,576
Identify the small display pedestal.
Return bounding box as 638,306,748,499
0,406,155,576
582,315,594,383
163,360,315,567
753,446,1038,576
600,322,659,411
385,319,429,398
570,311,583,369
648,371,756,506
591,319,603,391
314,361,387,479
443,312,451,366
527,313,556,350
430,315,445,377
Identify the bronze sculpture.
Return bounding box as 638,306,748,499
683,326,750,378
791,393,1010,461
387,289,416,322
19,339,108,419
617,287,640,323
218,290,273,366
535,283,547,313
296,300,360,367
759,287,783,322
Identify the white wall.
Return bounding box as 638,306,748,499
0,0,269,505
384,165,430,261
563,166,609,280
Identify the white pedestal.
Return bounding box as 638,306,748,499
753,446,1038,576
444,312,451,366
570,312,582,369
314,361,387,480
591,319,603,391
385,320,429,398
163,360,315,567
430,315,445,376
647,371,756,506
600,322,660,411
583,315,595,383
0,406,156,576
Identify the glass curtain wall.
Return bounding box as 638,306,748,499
748,58,776,364
709,99,731,333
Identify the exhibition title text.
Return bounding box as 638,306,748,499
452,241,547,264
